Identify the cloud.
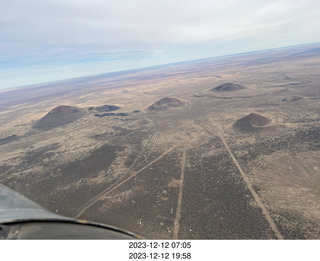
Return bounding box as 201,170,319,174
1,0,320,89
2,0,319,47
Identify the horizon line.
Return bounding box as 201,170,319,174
2,41,319,93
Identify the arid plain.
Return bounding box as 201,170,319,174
1,43,320,239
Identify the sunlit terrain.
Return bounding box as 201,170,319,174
1,43,320,239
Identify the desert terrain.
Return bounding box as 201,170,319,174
1,43,320,239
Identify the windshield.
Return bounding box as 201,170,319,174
1,0,320,241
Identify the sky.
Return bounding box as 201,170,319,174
1,0,320,90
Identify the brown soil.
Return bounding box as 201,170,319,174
211,83,246,92
168,179,181,188
148,97,185,111
33,105,88,130
234,113,272,132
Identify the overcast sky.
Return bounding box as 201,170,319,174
1,0,320,90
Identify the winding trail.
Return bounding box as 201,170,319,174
173,149,186,239
73,146,176,218
216,131,284,239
